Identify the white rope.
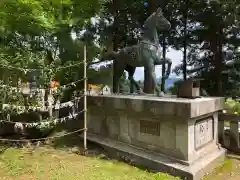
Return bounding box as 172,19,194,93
0,95,84,113
0,110,85,127
0,61,85,73
0,77,87,91
0,128,86,142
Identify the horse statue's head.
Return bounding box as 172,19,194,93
144,7,171,31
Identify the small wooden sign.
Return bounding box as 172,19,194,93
177,79,203,98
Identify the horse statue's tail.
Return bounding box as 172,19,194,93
87,50,118,67
100,51,118,62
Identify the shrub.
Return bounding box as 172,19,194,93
224,98,240,114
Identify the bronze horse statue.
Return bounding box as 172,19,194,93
100,7,172,96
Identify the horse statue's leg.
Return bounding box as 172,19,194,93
113,60,125,94
126,65,142,94
164,58,172,79
129,74,142,94
152,58,172,96
145,60,164,97
155,79,164,97
154,58,172,79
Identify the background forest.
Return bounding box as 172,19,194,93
0,0,240,104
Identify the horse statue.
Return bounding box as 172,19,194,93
100,7,172,96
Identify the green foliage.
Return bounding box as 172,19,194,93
224,98,240,114
0,0,103,133
169,0,240,95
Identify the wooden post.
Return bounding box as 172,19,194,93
48,89,53,119
84,45,87,151
54,100,60,119
230,120,240,151
218,117,225,145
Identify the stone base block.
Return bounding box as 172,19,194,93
86,95,226,179
85,133,226,180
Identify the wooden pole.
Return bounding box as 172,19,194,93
83,45,87,151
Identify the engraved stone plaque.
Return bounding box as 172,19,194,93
140,120,160,136
195,118,213,149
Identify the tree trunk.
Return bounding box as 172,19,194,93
112,0,122,92
183,0,188,80
160,1,169,92
215,23,224,96
161,38,166,92
112,0,121,52
211,4,224,96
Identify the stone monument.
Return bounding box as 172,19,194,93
85,7,226,180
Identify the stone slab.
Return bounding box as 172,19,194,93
88,95,224,119
85,133,226,180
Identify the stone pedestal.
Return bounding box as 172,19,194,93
86,95,226,180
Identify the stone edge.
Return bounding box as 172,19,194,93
88,95,224,119
190,97,224,118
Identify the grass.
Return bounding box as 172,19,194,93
202,158,233,180
0,134,240,180
0,145,179,180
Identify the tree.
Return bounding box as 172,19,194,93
170,0,240,96
0,0,104,114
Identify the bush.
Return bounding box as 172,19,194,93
224,98,240,114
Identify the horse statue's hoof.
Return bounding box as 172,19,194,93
157,91,165,97
137,89,145,95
